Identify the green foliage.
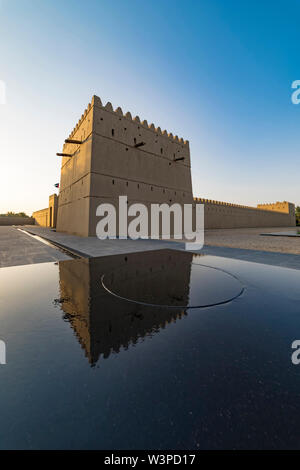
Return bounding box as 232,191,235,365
296,206,300,226
0,211,29,218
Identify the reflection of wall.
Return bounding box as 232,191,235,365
58,250,192,365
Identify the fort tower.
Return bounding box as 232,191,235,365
56,95,193,236
33,96,296,233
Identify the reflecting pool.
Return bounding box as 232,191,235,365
0,249,300,449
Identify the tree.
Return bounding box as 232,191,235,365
0,211,29,218
296,206,300,226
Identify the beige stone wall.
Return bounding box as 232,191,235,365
56,100,94,236
0,217,35,226
49,194,58,228
32,194,59,228
193,198,295,229
257,201,294,214
32,207,49,227
55,95,296,236
56,95,192,236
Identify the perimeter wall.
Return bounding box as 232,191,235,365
34,95,296,235
194,198,295,229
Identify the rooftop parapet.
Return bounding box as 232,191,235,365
194,198,294,213
67,95,189,147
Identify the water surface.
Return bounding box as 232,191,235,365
0,249,300,449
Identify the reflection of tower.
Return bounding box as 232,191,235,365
57,250,192,366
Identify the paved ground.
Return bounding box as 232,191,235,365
1,225,300,270
17,225,300,271
20,226,185,256
261,230,300,237
0,227,70,267
0,225,184,268
205,226,300,254
202,245,300,270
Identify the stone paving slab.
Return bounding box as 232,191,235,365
204,226,300,255
0,226,70,268
261,230,300,237
22,226,185,256
2,225,300,271
21,226,300,271
202,245,300,270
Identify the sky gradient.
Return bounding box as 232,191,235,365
1,0,299,215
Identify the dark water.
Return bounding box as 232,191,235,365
1,249,300,449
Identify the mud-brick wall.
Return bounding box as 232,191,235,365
32,208,49,227
55,95,296,236
57,95,193,236
0,217,35,226
193,198,296,229
32,194,58,228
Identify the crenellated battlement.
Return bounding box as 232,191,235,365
257,201,294,214
57,95,193,235
66,95,189,146
55,96,296,236
194,197,295,215
90,95,189,145
194,197,259,210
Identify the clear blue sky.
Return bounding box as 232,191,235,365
1,0,299,214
